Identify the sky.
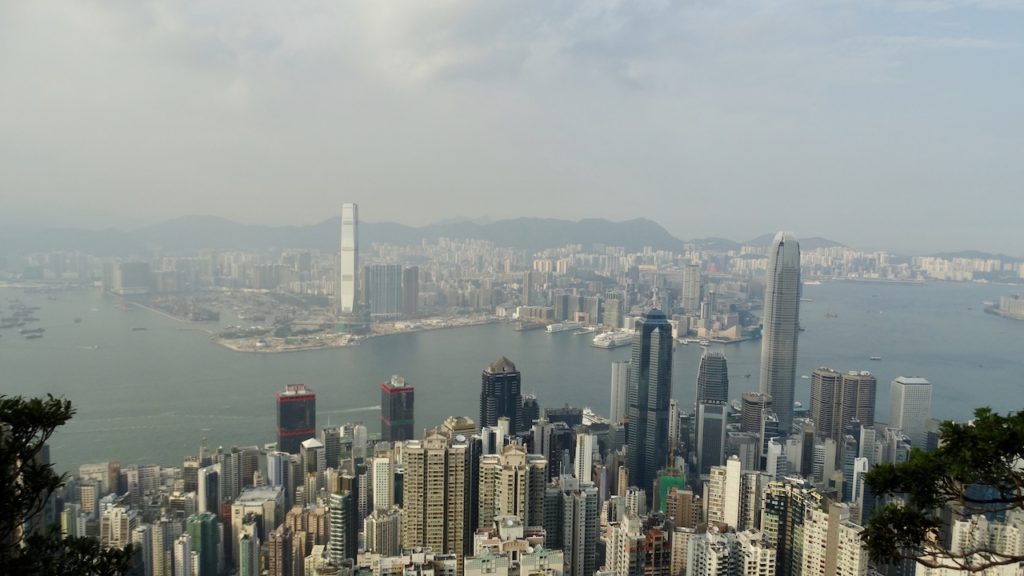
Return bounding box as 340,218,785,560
1,0,1021,254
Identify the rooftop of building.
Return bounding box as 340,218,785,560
486,356,517,373
235,485,283,504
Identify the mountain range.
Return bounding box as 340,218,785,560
1,215,855,257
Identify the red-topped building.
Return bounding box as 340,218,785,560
277,384,315,453
380,375,414,443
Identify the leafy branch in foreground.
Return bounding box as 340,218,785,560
863,407,1024,572
1,394,133,575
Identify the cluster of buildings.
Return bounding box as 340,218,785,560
36,233,1019,576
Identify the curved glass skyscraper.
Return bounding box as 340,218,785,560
626,309,673,500
759,232,801,433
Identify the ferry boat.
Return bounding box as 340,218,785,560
591,331,633,349
546,322,582,334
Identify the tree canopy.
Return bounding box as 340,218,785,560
0,394,133,575
863,407,1024,572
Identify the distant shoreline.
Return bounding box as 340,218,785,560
212,315,502,354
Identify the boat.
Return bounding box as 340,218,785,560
132,327,148,332
699,340,710,346
869,356,882,361
546,322,582,334
591,331,633,349
801,375,810,379
25,334,43,340
803,280,822,286
18,327,44,335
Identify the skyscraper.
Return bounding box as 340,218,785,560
626,309,673,500
402,266,419,317
328,491,357,567
759,232,801,433
740,392,772,435
889,377,932,450
610,361,630,425
338,203,358,314
681,264,701,314
380,375,415,443
696,402,728,476
277,384,316,454
545,475,599,576
478,443,547,529
811,368,877,442
365,263,403,320
480,356,524,434
185,512,219,576
402,432,479,561
696,349,729,404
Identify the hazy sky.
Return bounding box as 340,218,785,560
1,1,1021,253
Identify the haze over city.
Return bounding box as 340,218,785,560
2,1,1023,254
3,3,1024,576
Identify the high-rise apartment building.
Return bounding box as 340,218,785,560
480,357,524,434
704,456,742,528
761,478,822,576
696,349,729,404
889,377,932,451
686,528,776,576
381,375,415,443
338,203,358,314
364,506,402,556
759,232,801,432
800,503,869,576
544,475,599,576
277,384,316,454
574,434,595,484
478,443,547,530
402,432,479,562
626,309,673,501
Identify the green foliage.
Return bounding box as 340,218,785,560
863,408,1024,569
0,394,133,575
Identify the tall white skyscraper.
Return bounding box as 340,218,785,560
372,454,394,512
610,361,629,425
574,434,595,483
889,377,932,450
338,202,358,314
759,232,801,432
704,456,741,528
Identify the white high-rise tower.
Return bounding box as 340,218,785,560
889,377,932,450
339,203,359,314
759,232,801,432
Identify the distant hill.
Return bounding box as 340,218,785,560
688,237,742,252
745,233,845,251
0,215,685,256
929,250,1021,263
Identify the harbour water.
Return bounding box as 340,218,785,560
2,280,1021,472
